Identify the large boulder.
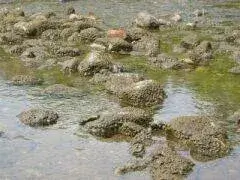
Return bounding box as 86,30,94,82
11,75,43,86
134,12,159,29
18,108,58,127
166,116,230,161
105,73,145,95
119,80,165,107
80,107,153,138
78,51,112,76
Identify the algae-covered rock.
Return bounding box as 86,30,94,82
11,75,43,86
166,116,230,161
60,58,79,74
119,80,165,107
18,108,58,127
148,53,188,69
180,34,200,50
78,51,112,76
125,27,148,42
81,107,153,138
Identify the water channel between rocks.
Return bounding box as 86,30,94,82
0,0,240,179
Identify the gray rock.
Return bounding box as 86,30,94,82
108,38,132,52
81,107,153,138
79,27,102,42
134,12,159,29
41,29,60,41
119,80,165,107
18,108,58,127
148,53,188,69
105,73,145,95
132,35,160,56
54,47,81,57
78,51,112,76
0,32,23,45
180,34,200,49
166,116,230,161
125,27,148,42
60,58,79,74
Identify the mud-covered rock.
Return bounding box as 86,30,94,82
81,107,153,138
79,27,102,42
0,32,23,45
78,51,112,76
60,58,79,74
119,80,165,107
166,116,230,161
105,73,145,95
11,75,43,86
8,45,25,55
132,35,160,56
41,84,82,97
134,12,159,29
41,29,60,41
54,47,81,57
180,34,200,50
148,53,188,69
116,146,194,180
125,27,148,42
149,147,194,180
18,108,58,127
108,38,133,52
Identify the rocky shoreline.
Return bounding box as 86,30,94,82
0,5,239,179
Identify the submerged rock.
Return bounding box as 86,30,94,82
116,146,194,180
18,108,58,127
148,53,189,69
41,84,82,97
119,80,165,108
11,75,43,86
166,116,230,161
81,107,153,138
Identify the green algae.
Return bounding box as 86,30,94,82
215,1,240,9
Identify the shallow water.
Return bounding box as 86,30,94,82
0,0,240,179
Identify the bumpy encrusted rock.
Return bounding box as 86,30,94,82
18,108,58,127
166,116,230,161
119,80,165,107
11,75,43,86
